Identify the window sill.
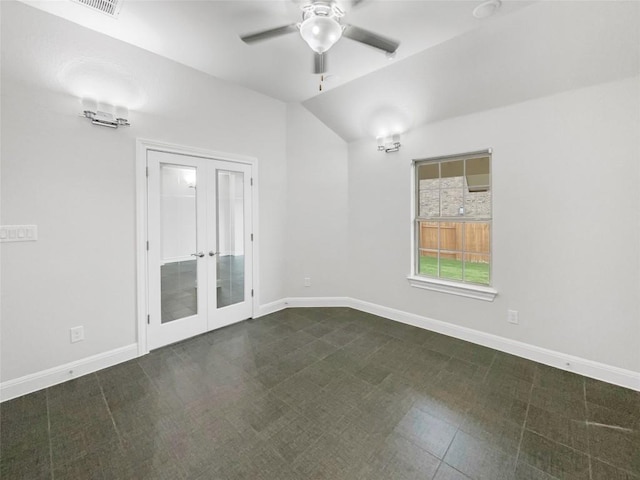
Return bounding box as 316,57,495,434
407,275,497,302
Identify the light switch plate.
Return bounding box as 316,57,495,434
0,225,38,242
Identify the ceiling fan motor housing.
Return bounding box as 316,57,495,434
239,0,400,74
301,2,345,20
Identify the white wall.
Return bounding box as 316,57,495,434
285,104,349,298
347,77,640,373
2,0,638,394
0,2,287,383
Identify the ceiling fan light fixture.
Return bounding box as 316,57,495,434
299,16,343,54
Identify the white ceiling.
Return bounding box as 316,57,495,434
12,0,640,142
303,0,640,141
19,0,532,103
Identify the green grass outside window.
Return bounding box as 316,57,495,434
419,256,489,285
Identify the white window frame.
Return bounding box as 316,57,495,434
408,149,497,302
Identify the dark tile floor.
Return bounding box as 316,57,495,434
1,308,639,480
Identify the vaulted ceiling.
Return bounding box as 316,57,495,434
14,0,640,141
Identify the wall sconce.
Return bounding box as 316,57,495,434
81,99,130,128
377,134,401,153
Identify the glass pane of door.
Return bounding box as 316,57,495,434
160,164,198,323
216,170,245,308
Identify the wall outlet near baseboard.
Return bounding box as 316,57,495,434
304,277,311,287
70,326,84,343
507,310,519,325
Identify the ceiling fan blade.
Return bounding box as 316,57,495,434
240,24,298,44
313,52,327,74
342,24,399,54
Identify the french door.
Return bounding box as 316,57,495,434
147,150,253,350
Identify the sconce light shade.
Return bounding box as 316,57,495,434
299,16,343,53
115,106,129,122
377,133,401,153
82,97,98,113
81,100,130,128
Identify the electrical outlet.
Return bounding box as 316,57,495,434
70,326,84,343
507,310,519,325
304,277,311,287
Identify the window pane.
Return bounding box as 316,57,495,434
414,154,492,288
418,250,438,277
419,188,440,217
418,163,439,189
441,189,464,217
439,251,463,281
440,160,464,187
438,221,463,280
465,157,490,190
464,222,490,254
418,221,438,250
464,253,490,285
439,222,461,252
160,164,198,324
464,189,491,217
216,170,245,309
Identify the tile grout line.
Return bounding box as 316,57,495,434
257,323,373,477
45,388,54,480
136,357,166,397
584,378,593,480
513,373,536,473
481,352,497,383
423,385,460,475
432,461,470,480
437,427,458,473
95,372,123,449
431,462,445,480
431,349,495,477
8,308,638,480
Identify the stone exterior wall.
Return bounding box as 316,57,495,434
419,178,491,218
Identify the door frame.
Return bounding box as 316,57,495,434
135,138,259,356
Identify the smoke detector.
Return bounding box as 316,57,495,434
71,0,124,17
473,0,501,19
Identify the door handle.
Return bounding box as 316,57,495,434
209,251,218,257
191,252,205,258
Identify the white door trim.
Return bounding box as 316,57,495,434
135,139,259,355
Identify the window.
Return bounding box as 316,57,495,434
410,150,496,301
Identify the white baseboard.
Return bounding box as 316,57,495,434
0,344,138,402
4,297,638,402
255,299,288,318
254,297,351,317
348,298,640,392
282,296,352,308
282,296,640,392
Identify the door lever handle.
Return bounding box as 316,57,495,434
209,251,218,257
191,252,205,258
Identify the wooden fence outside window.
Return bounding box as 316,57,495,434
420,222,490,262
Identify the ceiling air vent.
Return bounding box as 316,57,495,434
71,0,123,17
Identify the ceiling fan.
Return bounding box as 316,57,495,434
240,1,400,75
